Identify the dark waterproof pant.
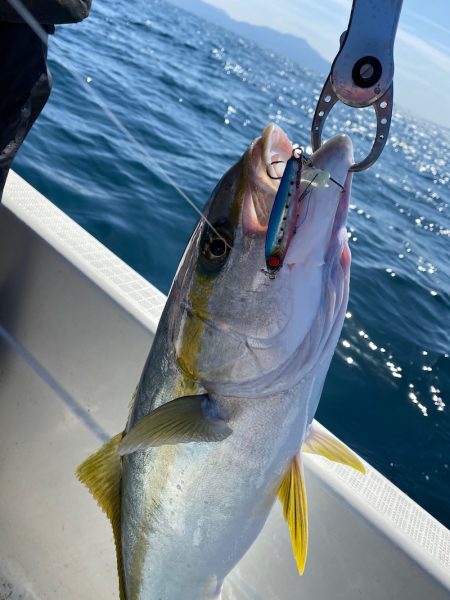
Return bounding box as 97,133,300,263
0,23,52,198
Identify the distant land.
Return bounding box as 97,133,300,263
167,0,329,74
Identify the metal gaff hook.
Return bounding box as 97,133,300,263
311,0,403,172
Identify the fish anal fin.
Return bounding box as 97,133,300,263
278,455,308,575
76,433,126,600
302,422,366,474
118,394,232,455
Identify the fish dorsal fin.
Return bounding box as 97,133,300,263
302,421,366,474
76,433,126,600
118,394,232,455
278,455,308,575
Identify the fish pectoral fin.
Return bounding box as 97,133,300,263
278,455,308,575
76,432,126,600
302,421,366,474
118,393,232,455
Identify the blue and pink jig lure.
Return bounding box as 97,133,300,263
265,148,331,278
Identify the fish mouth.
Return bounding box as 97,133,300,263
242,124,353,265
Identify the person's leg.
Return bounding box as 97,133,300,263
0,22,52,198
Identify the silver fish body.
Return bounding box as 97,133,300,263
121,125,354,599
78,124,361,600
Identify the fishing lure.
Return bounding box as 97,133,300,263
265,149,331,277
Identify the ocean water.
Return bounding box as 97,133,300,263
14,0,450,529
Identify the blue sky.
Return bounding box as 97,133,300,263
204,0,450,128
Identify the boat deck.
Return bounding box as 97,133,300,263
0,172,449,599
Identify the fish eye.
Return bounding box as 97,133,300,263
199,219,233,271
204,236,227,260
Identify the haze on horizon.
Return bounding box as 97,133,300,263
203,0,450,130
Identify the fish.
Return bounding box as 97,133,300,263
77,123,365,600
